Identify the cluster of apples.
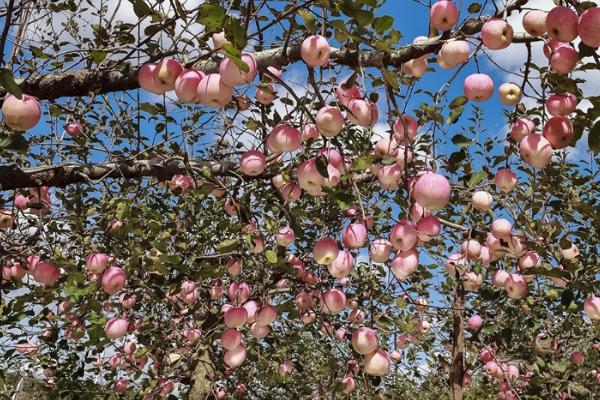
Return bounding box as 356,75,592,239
479,348,532,400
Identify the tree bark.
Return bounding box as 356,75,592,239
449,282,465,400
188,344,218,400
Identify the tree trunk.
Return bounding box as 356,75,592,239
449,282,465,400
188,344,217,400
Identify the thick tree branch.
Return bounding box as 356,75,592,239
0,0,534,101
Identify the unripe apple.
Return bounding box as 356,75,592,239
520,133,553,169
511,117,535,142
546,6,579,43
546,93,577,116
494,168,517,192
377,164,402,190
498,83,522,105
370,238,393,263
66,122,83,137
542,116,574,149
174,69,205,103
364,348,391,376
505,273,527,299
313,238,339,265
461,239,482,260
2,94,41,131
523,10,547,37
320,288,346,315
102,266,126,294
550,45,578,74
105,317,129,339
416,216,441,242
390,249,419,281
464,73,494,102
411,171,451,211
266,124,301,153
351,327,379,354
196,73,233,108
137,63,165,94
33,262,60,285
429,1,460,32
239,150,265,176
438,40,470,69
219,53,257,86
578,7,600,48
86,252,109,273
224,306,248,328
390,220,418,251
152,59,184,92
302,124,320,142
255,84,276,105
336,81,362,107
224,344,246,368
342,223,367,249
481,19,514,50
471,191,493,212
584,296,600,320
315,106,344,137
393,115,418,142
255,305,278,326
468,314,483,330
346,99,379,128
300,35,330,67
327,250,354,278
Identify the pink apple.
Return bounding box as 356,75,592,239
138,63,165,94
349,309,366,324
411,171,451,211
578,7,600,48
255,305,278,326
224,344,246,367
224,306,248,328
416,216,441,242
481,19,514,50
468,315,483,330
523,10,548,37
369,238,393,263
571,350,585,366
33,262,60,285
346,99,379,127
105,317,129,339
102,266,126,294
480,347,495,362
280,183,302,202
240,150,266,176
438,40,470,69
543,116,574,149
342,376,356,394
320,288,346,314
342,223,368,249
464,73,494,102
393,115,418,142
13,194,28,209
313,238,339,265
461,239,482,260
174,69,205,103
196,73,233,108
364,348,391,376
494,168,517,192
298,159,326,192
547,93,577,116
492,269,510,288
511,117,535,142
377,164,402,190
276,227,295,247
550,45,578,74
520,133,553,169
66,122,83,137
584,296,600,320
390,220,418,251
429,1,460,32
219,53,257,86
315,106,344,137
390,249,419,281
152,59,183,92
546,6,579,43
256,83,276,104
410,202,431,222
402,56,428,77
561,243,579,260
328,250,354,278
336,81,362,107
212,31,230,51
2,94,41,131
266,124,301,153
351,327,379,354
471,191,493,212
498,83,522,105
300,35,330,67
302,124,320,141
505,273,527,299
463,272,483,291
228,282,250,304
86,252,109,273
491,218,512,239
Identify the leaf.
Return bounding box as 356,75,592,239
382,68,399,90
447,107,464,124
140,103,160,115
90,50,107,63
315,155,329,178
333,192,355,210
467,171,485,189
354,10,374,27
196,3,227,32
0,68,22,98
223,16,247,49
468,3,482,13
449,96,468,109
451,133,475,147
265,250,278,264
298,10,317,32
131,0,152,18
373,16,394,34
588,120,600,153
216,238,240,253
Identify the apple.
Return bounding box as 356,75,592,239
390,249,419,281
239,150,266,177
571,350,585,366
546,93,577,116
584,296,600,320
481,18,514,50
346,99,379,127
549,45,578,74
519,133,553,169
390,220,418,251
463,272,483,291
315,106,344,137
494,168,517,192
302,124,320,141
342,376,356,394
219,53,257,86
152,58,183,92
86,253,109,273
522,10,547,37
429,1,460,32
255,305,278,326
438,40,470,69
498,83,522,105
411,171,451,211
468,315,483,330
327,250,354,278
280,183,302,202
336,81,362,107
266,124,301,153
228,282,250,304
224,306,248,328
174,69,205,103
505,273,527,299
561,243,579,260
105,317,129,339
300,35,330,67
542,116,574,149
393,115,418,142
377,164,402,190
224,344,246,368
416,216,441,242
342,223,368,249
2,94,41,131
196,73,233,108
546,6,579,43
369,239,393,263
364,349,391,376
102,266,126,294
351,327,379,354
471,190,493,212
33,262,60,285
298,159,326,192
402,56,428,77
461,240,482,260
137,63,166,94
320,288,346,314
66,122,83,137
464,73,494,102
276,227,295,247
511,117,535,142
578,7,600,48
212,31,230,51
313,238,339,265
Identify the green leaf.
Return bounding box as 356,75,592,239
354,10,374,26
90,50,107,63
451,133,475,147
467,171,485,189
131,0,152,18
382,69,399,90
140,103,160,115
449,96,468,109
447,107,464,124
315,155,329,178
588,120,600,153
468,3,482,13
0,68,22,98
265,250,278,264
333,192,355,210
223,44,249,73
223,16,247,49
196,4,227,32
216,238,240,253
373,16,394,34
298,10,317,32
